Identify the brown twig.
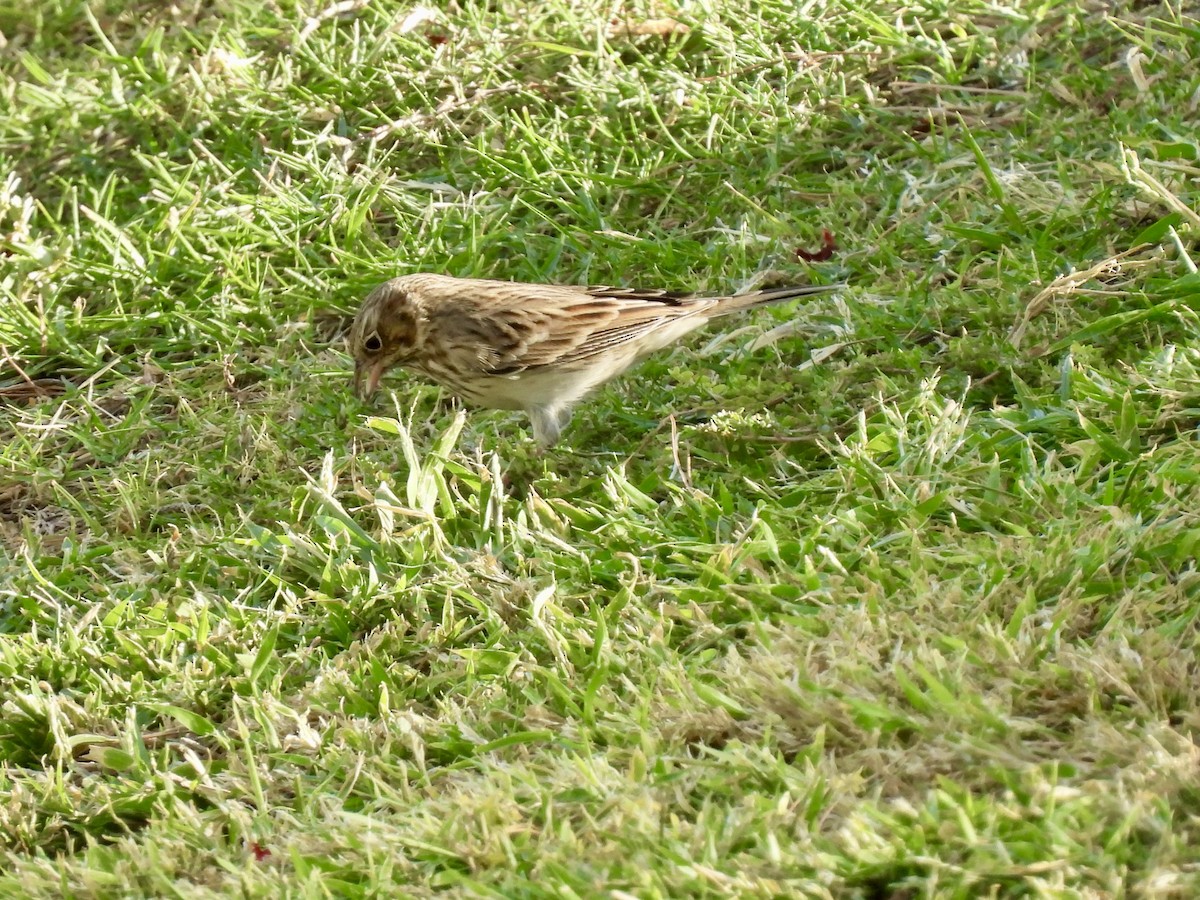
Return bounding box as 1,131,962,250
1008,243,1158,349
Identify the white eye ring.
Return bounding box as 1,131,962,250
364,333,383,352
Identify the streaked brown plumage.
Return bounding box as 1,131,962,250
350,274,839,446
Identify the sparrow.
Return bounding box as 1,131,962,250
350,273,839,447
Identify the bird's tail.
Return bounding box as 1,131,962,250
711,283,841,317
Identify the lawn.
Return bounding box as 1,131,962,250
2,0,1199,896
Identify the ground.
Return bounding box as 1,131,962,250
2,0,1199,896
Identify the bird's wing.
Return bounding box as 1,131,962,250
428,283,715,375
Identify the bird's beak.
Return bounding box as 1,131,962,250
354,359,385,400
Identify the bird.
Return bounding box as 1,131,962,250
350,273,839,447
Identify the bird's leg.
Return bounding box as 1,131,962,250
529,405,572,452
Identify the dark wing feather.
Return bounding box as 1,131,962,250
583,285,692,306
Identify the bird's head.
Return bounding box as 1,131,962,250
350,277,426,400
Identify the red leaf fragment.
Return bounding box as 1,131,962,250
795,229,836,262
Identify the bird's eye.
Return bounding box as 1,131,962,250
363,333,383,353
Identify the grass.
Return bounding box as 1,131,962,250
2,0,1200,895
